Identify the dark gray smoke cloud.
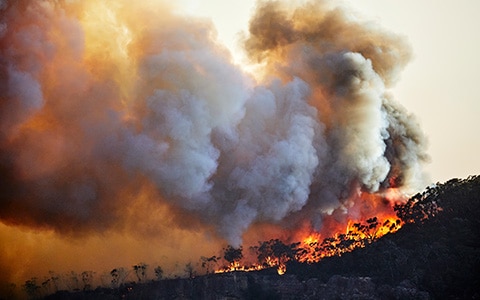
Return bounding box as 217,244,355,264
0,0,428,246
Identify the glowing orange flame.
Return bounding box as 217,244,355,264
297,216,402,263
215,190,405,275
214,262,263,274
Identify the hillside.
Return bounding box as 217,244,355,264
288,175,480,299
14,176,480,299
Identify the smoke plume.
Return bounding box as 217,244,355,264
0,0,428,258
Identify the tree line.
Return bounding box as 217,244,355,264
10,175,480,299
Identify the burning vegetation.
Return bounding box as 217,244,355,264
214,213,403,275
212,189,407,275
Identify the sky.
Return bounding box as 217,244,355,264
191,0,480,183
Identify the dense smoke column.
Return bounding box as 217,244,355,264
0,0,428,246
242,0,428,231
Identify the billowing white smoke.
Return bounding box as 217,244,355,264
210,78,321,244
317,51,390,192
0,0,428,246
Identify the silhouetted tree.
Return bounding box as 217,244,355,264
184,262,195,278
395,188,441,224
81,271,94,291
223,245,243,268
133,263,148,282
110,267,128,288
23,278,40,299
200,255,219,274
110,269,119,287
252,239,300,267
154,266,164,281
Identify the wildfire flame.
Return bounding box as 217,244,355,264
214,190,405,275
215,257,287,276
297,216,402,263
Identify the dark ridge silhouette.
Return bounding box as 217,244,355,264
288,175,480,299
11,175,480,299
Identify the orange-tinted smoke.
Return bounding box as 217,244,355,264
0,0,429,286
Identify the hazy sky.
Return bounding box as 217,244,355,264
190,0,480,183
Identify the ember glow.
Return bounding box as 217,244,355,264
298,216,403,263
214,195,404,275
0,0,428,286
